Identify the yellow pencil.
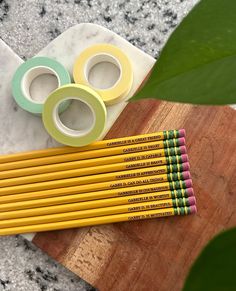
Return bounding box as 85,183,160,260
0,146,186,180
0,205,197,236
0,129,185,163
0,151,187,188
0,188,194,220
0,138,185,171
0,197,196,229
0,176,192,205
0,164,190,196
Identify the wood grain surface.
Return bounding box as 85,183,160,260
33,100,236,291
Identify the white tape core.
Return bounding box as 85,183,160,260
21,66,60,104
53,97,96,137
84,53,122,90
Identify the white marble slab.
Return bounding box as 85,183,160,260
0,23,155,241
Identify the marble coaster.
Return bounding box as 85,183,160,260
0,23,155,240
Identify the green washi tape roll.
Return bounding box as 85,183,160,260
12,56,71,115
42,84,107,147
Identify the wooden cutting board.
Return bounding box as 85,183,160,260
33,101,236,291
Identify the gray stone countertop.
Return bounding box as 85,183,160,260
0,0,198,290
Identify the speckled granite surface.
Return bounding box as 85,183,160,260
0,1,198,290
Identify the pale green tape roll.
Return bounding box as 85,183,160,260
12,57,71,115
42,84,107,147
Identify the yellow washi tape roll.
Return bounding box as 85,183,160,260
42,84,107,147
73,44,133,105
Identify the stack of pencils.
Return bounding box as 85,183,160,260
0,129,196,235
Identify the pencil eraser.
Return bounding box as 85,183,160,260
182,162,190,171
180,146,186,154
183,171,191,180
186,188,194,197
188,196,196,206
179,129,186,137
190,205,197,214
181,154,189,163
178,137,185,146
185,179,193,188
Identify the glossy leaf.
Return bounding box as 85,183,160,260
131,0,236,104
183,228,236,291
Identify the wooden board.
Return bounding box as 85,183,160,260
33,100,236,291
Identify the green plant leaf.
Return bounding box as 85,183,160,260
183,227,236,291
131,0,236,105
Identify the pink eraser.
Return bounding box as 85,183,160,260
188,196,196,206
178,137,185,146
179,146,186,154
185,188,194,197
190,205,197,214
182,162,190,171
179,129,186,137
184,179,193,188
181,154,189,163
183,171,191,180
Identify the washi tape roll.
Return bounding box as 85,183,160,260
12,57,71,115
42,84,107,147
73,44,133,105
